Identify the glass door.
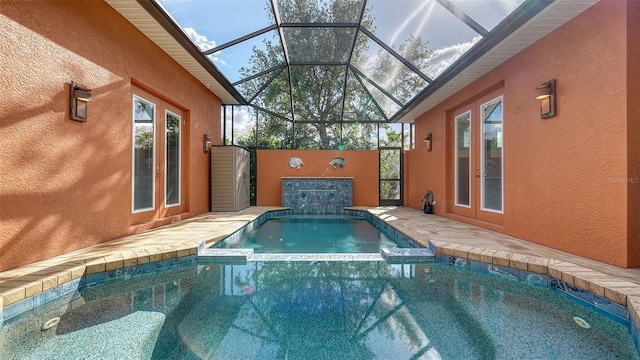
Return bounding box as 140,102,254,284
131,86,185,224
450,90,504,224
379,147,402,206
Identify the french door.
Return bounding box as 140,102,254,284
451,90,504,224
131,87,185,224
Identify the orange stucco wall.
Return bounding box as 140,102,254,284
0,1,221,271
256,150,379,207
627,0,640,267
406,1,635,267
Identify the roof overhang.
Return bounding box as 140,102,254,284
105,0,241,104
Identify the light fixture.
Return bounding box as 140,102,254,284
203,134,211,153
535,79,556,119
424,132,432,152
70,81,92,122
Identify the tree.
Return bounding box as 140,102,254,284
234,0,431,150
379,126,402,199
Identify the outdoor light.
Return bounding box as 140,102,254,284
70,81,92,122
536,79,556,119
203,134,211,153
424,132,432,152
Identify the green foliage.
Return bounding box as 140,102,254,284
135,130,154,151
233,0,430,150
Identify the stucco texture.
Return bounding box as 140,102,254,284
406,1,636,267
0,1,221,272
256,150,379,207
627,0,640,267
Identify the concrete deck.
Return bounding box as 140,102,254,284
1,206,639,329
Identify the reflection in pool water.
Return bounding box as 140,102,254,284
1,262,638,359
215,216,404,253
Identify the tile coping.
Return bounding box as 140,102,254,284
0,206,639,351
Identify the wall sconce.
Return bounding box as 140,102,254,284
424,132,432,152
70,81,92,122
535,79,556,119
203,134,211,153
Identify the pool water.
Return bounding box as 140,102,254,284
216,216,403,253
2,261,637,360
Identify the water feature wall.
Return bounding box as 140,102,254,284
282,177,353,214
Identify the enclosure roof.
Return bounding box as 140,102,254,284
108,0,599,123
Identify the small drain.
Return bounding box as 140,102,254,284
573,316,590,329
41,317,60,331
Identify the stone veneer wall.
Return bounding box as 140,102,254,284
282,177,353,214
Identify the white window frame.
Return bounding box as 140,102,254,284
164,110,181,208
132,95,156,213
454,110,472,208
479,95,504,214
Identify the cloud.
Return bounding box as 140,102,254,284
224,107,254,141
426,36,482,79
182,27,215,51
182,27,226,66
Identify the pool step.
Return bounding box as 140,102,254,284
251,253,385,262
198,248,253,261
381,248,435,262
198,248,435,262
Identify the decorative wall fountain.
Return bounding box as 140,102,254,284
282,177,353,214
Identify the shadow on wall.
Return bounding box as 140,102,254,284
0,0,210,272
0,77,133,272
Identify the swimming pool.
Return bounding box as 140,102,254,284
213,215,410,253
1,261,637,359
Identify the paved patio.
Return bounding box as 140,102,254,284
1,206,639,328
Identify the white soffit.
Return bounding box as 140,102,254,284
105,0,239,104
396,0,600,123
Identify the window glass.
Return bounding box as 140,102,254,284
133,97,155,211
165,111,181,206
455,111,471,207
481,98,503,212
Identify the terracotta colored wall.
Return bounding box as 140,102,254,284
627,0,640,267
407,1,634,267
0,1,221,271
256,150,379,207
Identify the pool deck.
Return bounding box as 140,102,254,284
1,206,640,328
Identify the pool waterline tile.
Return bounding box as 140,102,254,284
428,240,640,330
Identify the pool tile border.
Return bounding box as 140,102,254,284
210,209,290,249
429,240,640,352
1,255,198,323
0,207,288,327
211,208,422,252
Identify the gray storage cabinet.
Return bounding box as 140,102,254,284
211,145,250,211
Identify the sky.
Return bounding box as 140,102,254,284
157,0,523,134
